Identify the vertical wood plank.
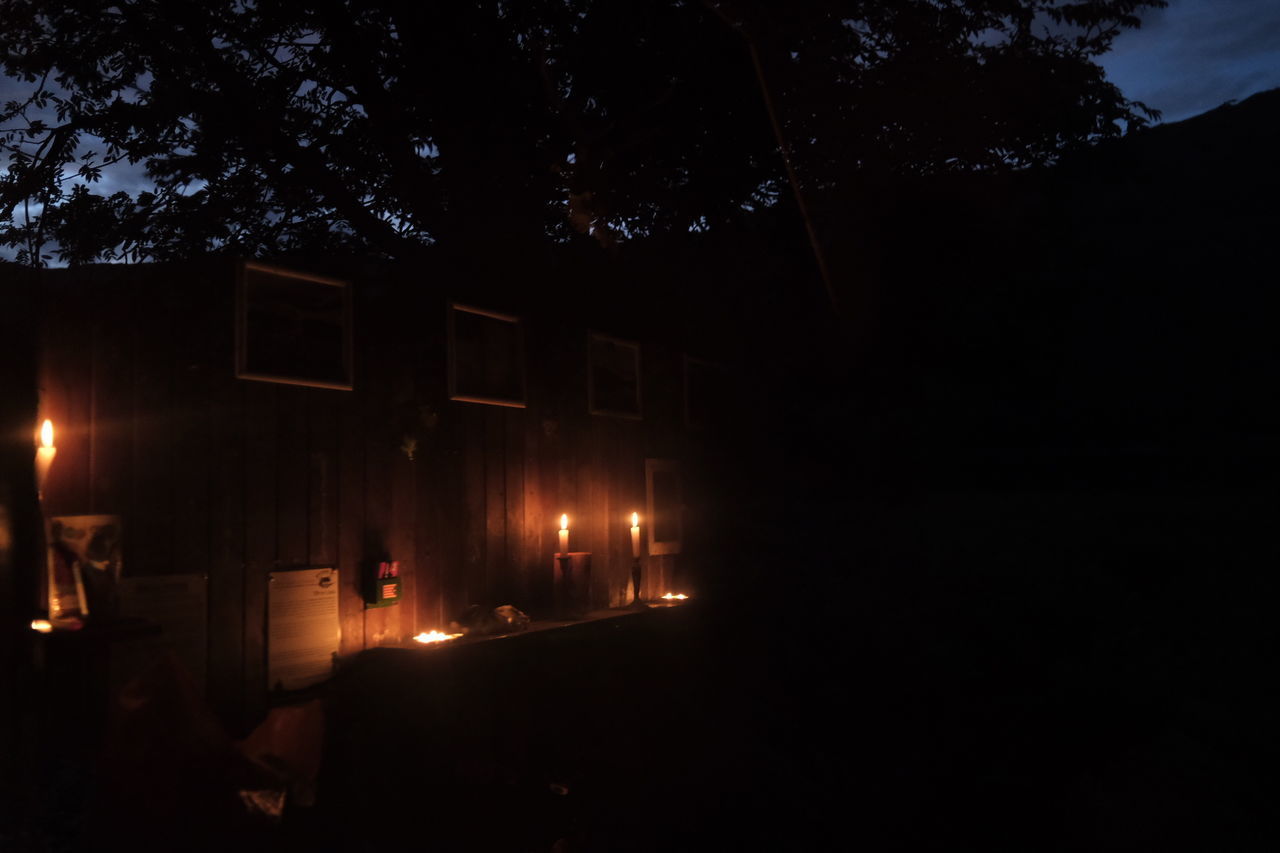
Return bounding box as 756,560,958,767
462,406,486,610
503,409,525,606
129,275,175,577
534,413,560,616
87,277,135,522
275,385,310,569
308,394,340,569
242,382,276,724
413,432,442,633
336,385,366,657
440,411,468,625
361,305,396,646
520,411,542,613
388,453,415,639
484,408,506,603
576,424,597,605
168,275,213,586
207,377,245,728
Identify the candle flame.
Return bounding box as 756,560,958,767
631,512,639,527
30,619,53,633
413,630,462,644
661,593,689,601
560,514,569,530
40,419,53,448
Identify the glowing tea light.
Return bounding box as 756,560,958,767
630,512,641,558
661,593,689,601
35,419,56,497
559,514,570,555
30,619,53,634
413,630,462,644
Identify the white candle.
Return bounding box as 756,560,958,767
559,514,569,555
630,512,641,558
35,419,56,498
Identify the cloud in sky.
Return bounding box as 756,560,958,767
1100,0,1280,123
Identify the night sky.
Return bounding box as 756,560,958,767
1100,0,1280,122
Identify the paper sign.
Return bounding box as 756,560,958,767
267,567,339,692
116,573,208,693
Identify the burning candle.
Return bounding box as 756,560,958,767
35,419,56,498
559,514,570,555
630,512,641,558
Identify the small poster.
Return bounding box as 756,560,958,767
49,514,123,621
267,567,340,692
115,574,208,694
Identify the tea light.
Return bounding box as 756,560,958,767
413,630,462,644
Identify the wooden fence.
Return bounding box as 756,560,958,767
34,259,724,727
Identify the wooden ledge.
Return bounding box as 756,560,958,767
380,601,695,653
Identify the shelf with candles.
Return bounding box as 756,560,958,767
392,602,699,654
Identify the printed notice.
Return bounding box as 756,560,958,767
115,573,208,694
267,567,339,692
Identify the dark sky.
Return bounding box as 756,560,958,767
1099,0,1280,123
2,1,1277,211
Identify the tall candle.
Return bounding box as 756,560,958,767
630,512,641,558
35,419,56,498
559,514,569,555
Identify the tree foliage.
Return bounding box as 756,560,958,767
0,0,1164,265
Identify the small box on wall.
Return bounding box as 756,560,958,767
365,561,401,608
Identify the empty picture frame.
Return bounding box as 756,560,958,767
588,333,642,419
645,458,682,555
236,261,353,390
448,302,527,407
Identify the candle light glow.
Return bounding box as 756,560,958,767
413,630,463,644
35,419,57,498
558,514,570,555
629,511,641,558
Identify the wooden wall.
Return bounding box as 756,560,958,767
34,260,715,731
